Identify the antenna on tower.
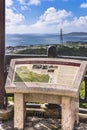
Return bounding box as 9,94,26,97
60,28,63,44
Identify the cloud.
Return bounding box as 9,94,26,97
33,8,87,33
63,16,87,28
29,0,41,5
6,0,25,26
36,7,72,25
6,0,13,7
58,16,87,33
18,0,41,5
6,7,72,33
6,6,87,34
71,16,87,26
21,5,29,10
80,3,87,8
17,0,24,4
6,8,25,26
18,0,54,6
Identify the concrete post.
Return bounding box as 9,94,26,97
14,93,25,129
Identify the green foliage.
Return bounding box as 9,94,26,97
80,81,87,108
14,44,87,57
80,81,85,98
8,97,14,102
15,47,47,55
57,45,87,56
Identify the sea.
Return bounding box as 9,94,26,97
5,34,87,47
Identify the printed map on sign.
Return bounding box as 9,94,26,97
14,64,79,87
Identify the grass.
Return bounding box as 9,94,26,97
8,97,14,102
80,81,85,98
80,81,87,108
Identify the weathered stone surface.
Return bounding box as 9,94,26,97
0,105,13,121
62,97,79,130
14,93,25,130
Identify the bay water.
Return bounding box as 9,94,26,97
5,34,87,47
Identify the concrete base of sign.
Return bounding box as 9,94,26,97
62,97,79,130
13,93,79,130
5,58,87,130
0,103,13,121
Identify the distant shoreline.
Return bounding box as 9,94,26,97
5,33,87,47
5,41,87,57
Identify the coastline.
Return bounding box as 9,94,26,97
5,42,87,57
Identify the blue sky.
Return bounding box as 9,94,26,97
6,0,87,34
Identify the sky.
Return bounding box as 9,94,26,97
6,0,87,34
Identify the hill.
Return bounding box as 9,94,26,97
65,32,87,36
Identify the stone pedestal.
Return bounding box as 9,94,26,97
14,93,25,130
62,96,79,130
